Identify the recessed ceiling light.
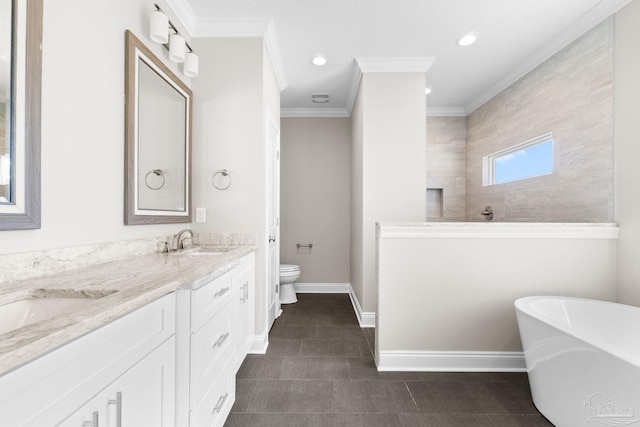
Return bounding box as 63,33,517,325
425,87,432,95
311,93,330,103
457,31,478,47
312,54,327,66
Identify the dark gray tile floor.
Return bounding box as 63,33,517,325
224,293,553,427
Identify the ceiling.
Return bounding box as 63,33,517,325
168,0,630,116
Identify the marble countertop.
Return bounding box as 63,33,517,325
0,245,255,375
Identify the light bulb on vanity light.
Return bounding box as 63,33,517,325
169,33,186,63
150,9,169,44
184,52,199,77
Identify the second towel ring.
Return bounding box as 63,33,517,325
212,169,232,190
145,169,165,190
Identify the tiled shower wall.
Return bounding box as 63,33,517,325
464,19,614,222
426,116,467,221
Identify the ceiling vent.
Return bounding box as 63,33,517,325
311,93,330,103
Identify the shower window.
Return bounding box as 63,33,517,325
482,132,553,186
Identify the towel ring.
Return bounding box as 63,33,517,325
212,169,232,190
145,169,165,190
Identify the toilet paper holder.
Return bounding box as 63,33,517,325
296,243,313,248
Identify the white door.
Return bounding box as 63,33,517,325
266,112,280,329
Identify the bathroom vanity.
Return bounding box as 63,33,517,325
0,245,255,427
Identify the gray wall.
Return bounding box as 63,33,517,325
465,19,614,223
280,117,351,284
426,116,467,221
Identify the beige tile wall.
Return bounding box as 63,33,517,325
426,116,467,221
465,19,614,222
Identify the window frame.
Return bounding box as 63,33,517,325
482,132,553,187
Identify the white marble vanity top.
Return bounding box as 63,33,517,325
0,245,255,375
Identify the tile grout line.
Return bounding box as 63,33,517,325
403,380,421,412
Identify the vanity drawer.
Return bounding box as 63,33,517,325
234,253,255,277
190,300,235,405
190,356,235,427
191,271,233,332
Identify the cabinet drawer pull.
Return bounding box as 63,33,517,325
212,393,229,413
108,392,122,427
214,332,230,348
82,411,99,427
243,281,249,300
214,287,231,298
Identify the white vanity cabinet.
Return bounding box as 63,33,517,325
175,252,255,427
235,252,255,369
58,337,175,427
0,293,176,427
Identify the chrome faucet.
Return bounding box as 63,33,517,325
174,229,195,250
481,206,494,221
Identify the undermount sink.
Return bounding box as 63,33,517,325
178,247,234,257
0,290,116,336
185,251,225,256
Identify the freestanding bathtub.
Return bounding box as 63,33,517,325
515,296,640,427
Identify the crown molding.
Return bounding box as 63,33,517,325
159,2,289,91
427,107,467,117
281,108,350,118
346,57,436,116
163,0,197,36
346,60,363,116
192,17,271,37
465,0,631,114
355,57,436,73
192,18,289,91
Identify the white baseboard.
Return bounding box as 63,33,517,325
376,351,526,372
247,327,269,354
290,283,376,328
348,286,376,328
294,283,351,293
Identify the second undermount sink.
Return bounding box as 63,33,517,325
0,290,116,336
178,247,234,257
185,251,225,256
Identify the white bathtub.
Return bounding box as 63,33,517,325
515,296,640,427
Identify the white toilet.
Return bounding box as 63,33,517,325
279,264,301,304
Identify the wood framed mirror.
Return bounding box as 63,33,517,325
0,0,42,230
124,30,192,225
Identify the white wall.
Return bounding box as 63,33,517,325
191,37,278,337
280,117,350,284
615,0,640,306
350,71,427,314
0,0,190,256
350,85,365,311
376,223,617,370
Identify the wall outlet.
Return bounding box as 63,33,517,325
195,208,206,223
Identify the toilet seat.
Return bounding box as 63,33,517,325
280,264,300,273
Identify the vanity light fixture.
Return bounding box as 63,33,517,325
150,9,169,44
149,4,199,77
169,33,186,63
184,52,199,77
457,31,478,47
425,87,432,95
312,54,327,66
